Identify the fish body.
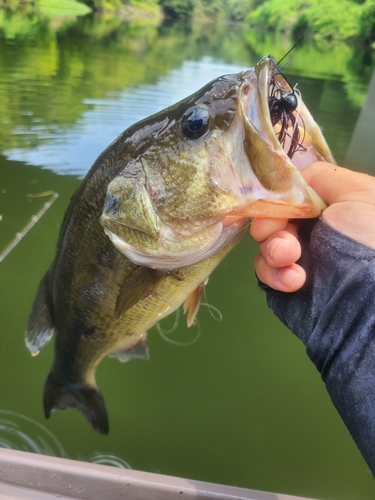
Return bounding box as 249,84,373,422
26,55,334,434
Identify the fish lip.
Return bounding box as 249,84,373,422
254,56,285,155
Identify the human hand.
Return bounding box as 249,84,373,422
251,162,375,292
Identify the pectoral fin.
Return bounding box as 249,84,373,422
115,266,166,319
108,333,149,362
25,267,54,356
183,281,206,327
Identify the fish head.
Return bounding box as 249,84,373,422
100,55,334,269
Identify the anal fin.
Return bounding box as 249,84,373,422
108,332,149,362
25,267,54,356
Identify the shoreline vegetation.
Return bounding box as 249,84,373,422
0,0,374,45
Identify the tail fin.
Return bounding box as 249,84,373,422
44,371,109,435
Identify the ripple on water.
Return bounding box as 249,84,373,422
0,410,68,458
87,452,132,469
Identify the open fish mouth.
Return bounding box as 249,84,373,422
224,54,334,219
257,54,334,170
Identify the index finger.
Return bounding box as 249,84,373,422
250,218,289,243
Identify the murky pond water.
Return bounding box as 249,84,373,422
0,10,375,499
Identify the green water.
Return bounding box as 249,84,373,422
0,9,375,499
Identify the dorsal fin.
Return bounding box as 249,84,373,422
25,267,55,356
115,266,166,319
108,332,149,362
183,280,206,327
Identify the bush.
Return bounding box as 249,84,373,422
247,0,363,41
158,0,194,18
358,0,375,42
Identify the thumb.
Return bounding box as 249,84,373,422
300,162,375,206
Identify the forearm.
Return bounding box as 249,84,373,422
259,218,375,474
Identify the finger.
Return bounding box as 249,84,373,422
254,252,306,292
259,228,301,268
250,217,289,243
301,162,375,206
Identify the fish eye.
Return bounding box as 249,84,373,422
181,106,211,139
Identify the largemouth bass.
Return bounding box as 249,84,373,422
26,55,334,434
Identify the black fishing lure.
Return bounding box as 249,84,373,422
268,40,307,160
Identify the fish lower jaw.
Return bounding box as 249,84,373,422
226,173,326,219
234,198,323,218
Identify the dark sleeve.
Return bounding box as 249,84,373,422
258,218,375,475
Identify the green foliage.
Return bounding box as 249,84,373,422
293,0,361,40
358,0,375,42
128,0,160,15
246,0,372,41
38,0,92,16
193,0,228,21
0,0,161,14
158,0,194,18
225,0,255,21
0,0,93,17
83,0,161,12
0,6,79,40
246,0,299,31
83,0,122,11
159,0,255,21
193,0,255,22
0,8,45,39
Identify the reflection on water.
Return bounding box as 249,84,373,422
0,410,68,458
0,11,373,173
3,58,248,176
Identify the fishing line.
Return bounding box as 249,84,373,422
157,307,181,335
156,314,201,347
276,36,305,67
157,200,255,346
290,86,306,151
201,280,223,322
200,302,223,322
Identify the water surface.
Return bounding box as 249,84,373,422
0,11,375,499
